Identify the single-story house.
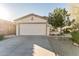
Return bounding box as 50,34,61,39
15,13,50,36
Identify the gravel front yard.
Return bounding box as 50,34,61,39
48,36,79,56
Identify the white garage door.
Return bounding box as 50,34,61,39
19,23,47,35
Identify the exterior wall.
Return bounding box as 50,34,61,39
16,24,19,36
47,26,50,36
15,16,47,23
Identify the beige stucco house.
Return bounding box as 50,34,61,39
15,13,49,36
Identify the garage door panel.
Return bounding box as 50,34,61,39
19,24,46,35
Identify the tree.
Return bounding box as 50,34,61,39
48,8,71,29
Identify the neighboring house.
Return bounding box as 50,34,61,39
0,19,16,35
15,13,50,36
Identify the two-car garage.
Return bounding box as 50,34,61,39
15,14,49,36
19,23,47,35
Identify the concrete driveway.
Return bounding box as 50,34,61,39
0,36,55,56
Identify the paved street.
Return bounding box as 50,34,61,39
0,36,55,56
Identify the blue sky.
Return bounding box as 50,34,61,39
0,3,68,21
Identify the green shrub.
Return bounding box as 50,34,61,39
0,35,4,41
71,31,79,44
